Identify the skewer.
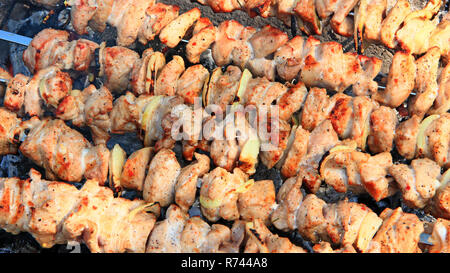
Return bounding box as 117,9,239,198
0,30,32,46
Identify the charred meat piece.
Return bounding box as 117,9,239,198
389,158,441,209
0,169,158,252
56,85,113,145
19,118,109,184
370,208,424,253
143,148,181,207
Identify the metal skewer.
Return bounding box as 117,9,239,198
0,30,32,46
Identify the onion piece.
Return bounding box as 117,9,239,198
417,114,440,157
236,179,255,194
199,195,223,209
128,202,160,221
204,67,222,106
235,69,252,104
319,144,357,180
109,144,127,193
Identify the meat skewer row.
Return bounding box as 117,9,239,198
1,165,449,253
2,63,447,196
0,107,109,184
195,132,449,221
270,172,450,252
9,40,450,156
30,0,450,59
195,0,450,58
23,17,383,95
19,25,449,118
147,204,308,253
0,166,310,253
318,139,450,211
0,167,159,252
109,85,447,187
3,66,114,145
297,88,450,168
149,168,450,253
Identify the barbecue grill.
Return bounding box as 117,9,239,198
0,0,446,253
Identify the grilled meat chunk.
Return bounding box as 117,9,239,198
389,159,441,209
143,148,181,207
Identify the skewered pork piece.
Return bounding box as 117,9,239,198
109,146,211,212
147,204,305,253
196,0,449,57
22,28,99,74
0,169,159,252
198,167,277,224
0,108,109,183
270,175,425,252
22,28,138,93
427,170,450,219
427,218,450,253
4,66,72,117
395,113,450,168
370,47,449,116
320,142,446,208
146,204,246,253
244,219,307,253
3,67,114,145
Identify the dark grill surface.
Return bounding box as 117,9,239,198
0,0,435,253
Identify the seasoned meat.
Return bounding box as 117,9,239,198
176,65,209,105
147,204,245,253
274,36,305,81
429,62,450,115
408,47,441,118
420,113,450,168
271,176,303,232
428,182,450,220
100,46,140,93
200,167,247,222
120,147,154,191
389,159,441,209
0,169,158,252
146,204,188,253
428,218,450,253
373,52,416,108
277,82,308,121
19,118,109,184
0,108,20,155
380,0,411,48
238,180,276,225
56,85,113,145
244,219,306,253
138,3,180,44
4,74,29,113
186,18,217,64
175,153,210,211
154,56,185,96
370,208,424,253
159,8,202,48
301,87,332,131
394,115,421,160
367,106,397,153
143,148,181,207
